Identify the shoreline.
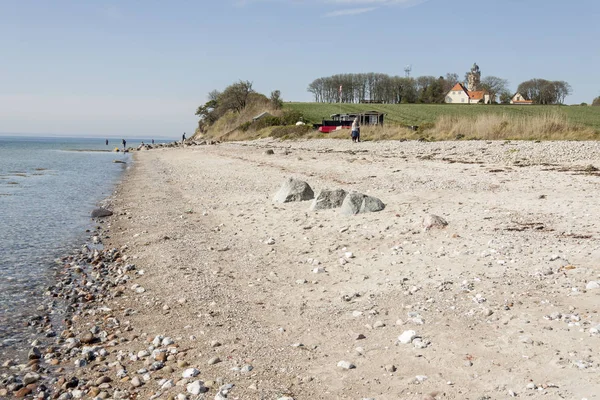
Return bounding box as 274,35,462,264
2,139,600,399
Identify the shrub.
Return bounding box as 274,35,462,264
271,125,312,139
280,110,304,126
239,121,252,132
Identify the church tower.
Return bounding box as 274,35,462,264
467,63,481,92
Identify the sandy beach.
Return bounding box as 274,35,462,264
3,138,600,399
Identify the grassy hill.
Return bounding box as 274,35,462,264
284,103,600,131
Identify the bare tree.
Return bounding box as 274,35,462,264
480,76,509,103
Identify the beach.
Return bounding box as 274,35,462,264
3,138,600,399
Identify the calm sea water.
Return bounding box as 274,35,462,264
0,136,167,352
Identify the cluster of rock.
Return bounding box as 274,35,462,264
0,227,237,400
115,139,220,153
273,178,386,215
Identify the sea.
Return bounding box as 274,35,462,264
0,136,169,357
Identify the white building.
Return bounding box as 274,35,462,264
510,93,533,105
445,83,491,104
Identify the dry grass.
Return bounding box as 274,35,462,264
305,125,421,141
195,100,280,141
426,112,599,141
198,110,599,143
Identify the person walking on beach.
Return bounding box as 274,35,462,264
122,139,126,151
105,139,108,146
152,139,155,145
182,132,186,143
351,118,360,143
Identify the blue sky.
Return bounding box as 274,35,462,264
1,0,598,137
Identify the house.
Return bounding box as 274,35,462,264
315,111,386,133
445,63,491,104
331,111,385,126
510,93,533,105
445,83,491,104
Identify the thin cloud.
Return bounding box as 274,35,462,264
324,7,377,17
328,0,426,4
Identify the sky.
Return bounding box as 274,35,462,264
1,0,599,138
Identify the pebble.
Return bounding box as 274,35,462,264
208,356,222,365
182,368,200,378
384,364,396,372
241,364,253,373
187,380,207,395
131,377,142,387
23,372,40,385
398,330,417,344
337,360,356,369
373,321,385,328
586,281,599,290
28,347,41,360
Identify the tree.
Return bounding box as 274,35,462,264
499,90,512,104
517,79,571,104
480,76,509,104
443,73,459,93
593,96,600,106
220,80,254,113
270,90,283,110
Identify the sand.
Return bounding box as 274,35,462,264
79,139,600,399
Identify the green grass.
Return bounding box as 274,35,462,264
284,103,600,131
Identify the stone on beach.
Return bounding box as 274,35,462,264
398,330,417,344
423,214,448,230
187,380,207,395
91,208,113,218
337,360,356,369
309,188,347,211
273,178,314,203
586,281,599,290
340,192,385,215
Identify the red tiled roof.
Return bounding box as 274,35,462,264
450,83,468,92
468,91,486,100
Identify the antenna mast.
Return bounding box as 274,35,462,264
404,64,412,78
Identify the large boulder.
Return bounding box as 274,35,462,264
340,192,385,215
310,189,347,211
273,178,314,203
91,208,113,218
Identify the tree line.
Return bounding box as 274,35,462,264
307,72,570,104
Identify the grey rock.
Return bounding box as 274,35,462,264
398,330,417,344
23,372,40,385
187,380,207,395
131,377,142,387
182,368,200,378
264,149,275,155
28,347,41,360
215,383,234,400
241,364,253,373
586,281,599,290
91,208,113,218
337,360,356,369
423,214,448,230
208,356,222,365
273,178,314,203
340,192,385,215
309,189,347,211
